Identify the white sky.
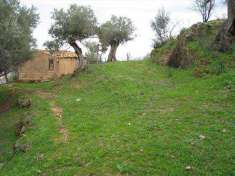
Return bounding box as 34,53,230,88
20,0,226,60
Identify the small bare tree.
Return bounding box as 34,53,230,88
193,0,215,22
151,8,170,44
151,8,177,48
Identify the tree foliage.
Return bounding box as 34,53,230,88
193,0,215,22
48,5,97,57
0,0,39,76
43,40,60,55
98,15,135,62
151,8,174,48
84,41,101,64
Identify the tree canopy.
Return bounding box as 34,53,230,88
43,40,60,55
98,15,135,62
0,0,39,77
48,5,98,57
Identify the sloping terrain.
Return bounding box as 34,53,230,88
151,20,235,71
0,61,234,175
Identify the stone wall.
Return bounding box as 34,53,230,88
18,51,78,81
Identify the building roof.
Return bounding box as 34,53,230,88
37,50,77,58
53,50,78,58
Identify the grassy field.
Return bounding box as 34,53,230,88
0,60,235,176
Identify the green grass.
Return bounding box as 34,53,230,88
0,60,235,175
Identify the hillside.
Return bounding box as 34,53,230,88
151,20,235,72
0,61,235,175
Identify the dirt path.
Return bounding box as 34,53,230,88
35,90,69,143
51,103,69,143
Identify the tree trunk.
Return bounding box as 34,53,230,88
215,0,235,51
108,44,118,62
227,0,235,35
69,40,88,71
69,40,83,57
4,72,8,83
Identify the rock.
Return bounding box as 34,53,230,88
199,135,206,140
13,142,30,153
15,121,25,137
20,126,26,135
185,166,192,171
76,98,81,102
36,153,44,161
222,129,227,133
23,116,33,126
15,116,33,137
17,96,32,108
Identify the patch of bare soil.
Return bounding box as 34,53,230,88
34,90,69,143
50,103,69,143
51,106,63,119
58,127,69,143
35,90,55,100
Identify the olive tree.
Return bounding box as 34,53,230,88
193,0,215,22
43,40,60,55
0,0,39,81
98,15,135,62
47,5,98,69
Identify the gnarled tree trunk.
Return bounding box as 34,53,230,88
4,72,8,83
69,40,83,56
108,44,118,62
215,0,235,51
69,40,88,71
227,0,235,35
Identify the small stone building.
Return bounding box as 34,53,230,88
18,50,78,81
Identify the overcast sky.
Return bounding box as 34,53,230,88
20,0,226,60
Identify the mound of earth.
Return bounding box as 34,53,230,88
151,20,235,69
